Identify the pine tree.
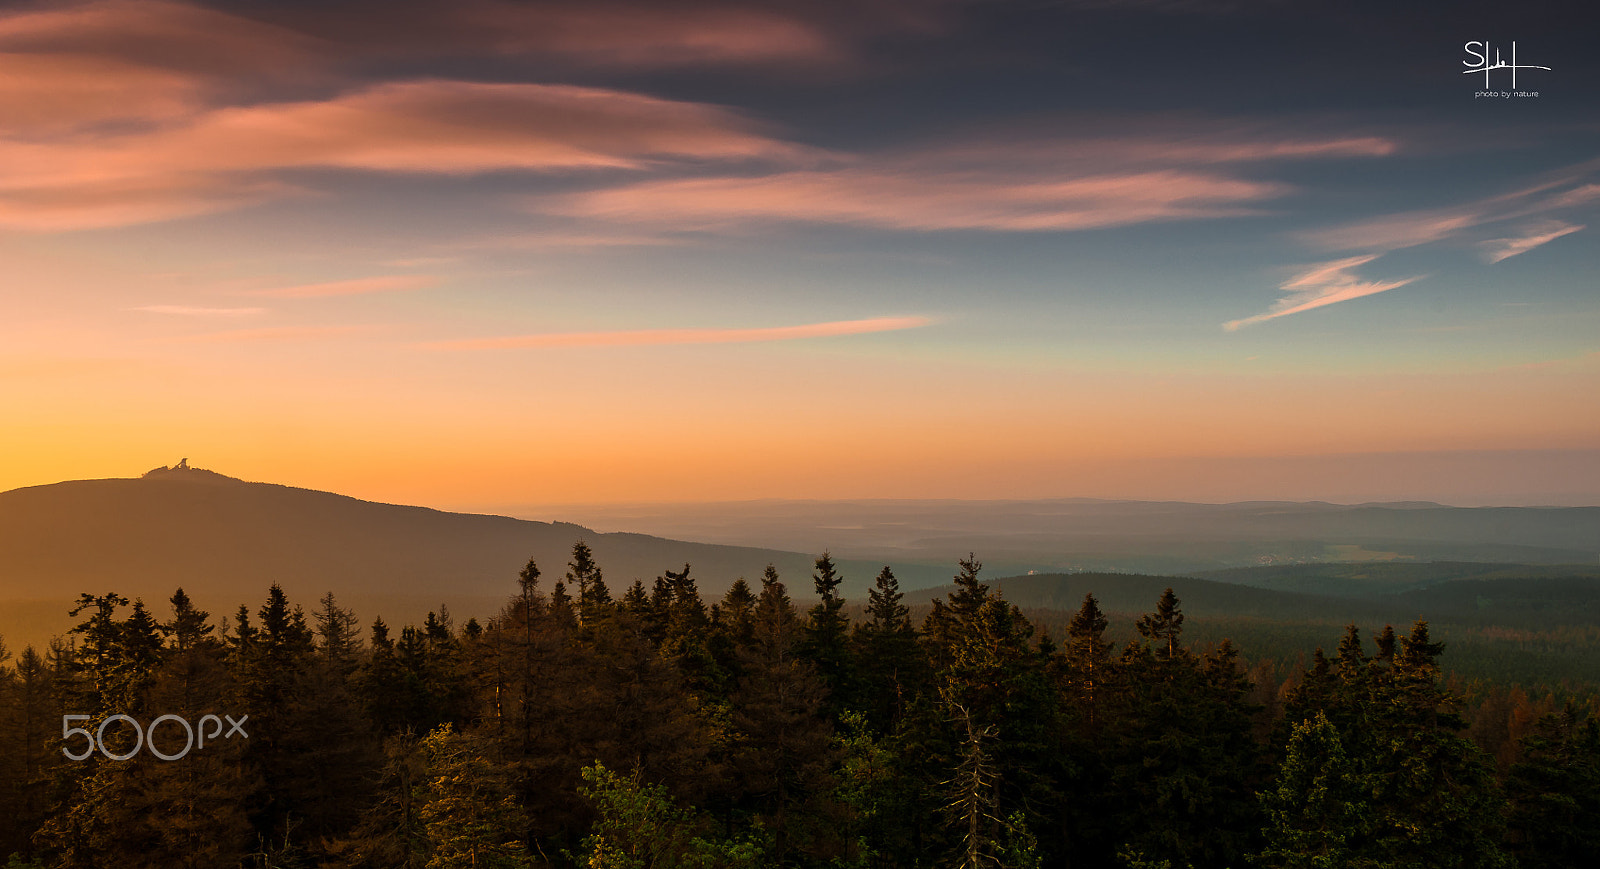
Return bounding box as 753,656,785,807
162,588,213,655
1107,590,1261,869
313,592,363,677
1255,712,1374,869
136,594,255,869
732,565,838,866
234,585,318,855
1265,620,1512,869
1135,588,1184,660
800,552,855,721
566,540,612,626
417,724,532,868
277,593,381,845
948,554,988,623
1504,705,1600,869
854,566,919,733
548,582,577,631
1063,593,1114,737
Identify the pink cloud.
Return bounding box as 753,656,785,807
0,174,298,231
557,168,1285,232
420,1,840,67
176,325,383,344
0,53,202,135
247,275,439,298
0,80,801,230
927,133,1395,171
0,0,319,76
428,316,932,350
543,128,1400,234
1299,209,1481,253
1299,167,1600,254
1224,255,1421,330
134,305,265,316
1479,221,1585,263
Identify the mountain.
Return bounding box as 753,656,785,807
0,466,949,652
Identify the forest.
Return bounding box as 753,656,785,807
0,546,1596,869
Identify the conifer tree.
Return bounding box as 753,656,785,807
732,565,838,866
621,580,652,626
548,582,576,631
277,594,380,844
800,552,855,721
718,579,757,646
855,566,919,732
1267,620,1512,869
1255,712,1373,869
1505,705,1600,869
1135,588,1184,660
417,725,532,868
566,541,612,626
1107,590,1261,869
1063,593,1114,737
136,594,255,869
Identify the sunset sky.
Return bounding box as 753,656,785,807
2,0,1596,508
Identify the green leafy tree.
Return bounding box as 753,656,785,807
578,762,761,869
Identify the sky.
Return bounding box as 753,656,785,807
1,0,1597,508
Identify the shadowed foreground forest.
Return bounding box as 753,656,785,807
0,546,1596,868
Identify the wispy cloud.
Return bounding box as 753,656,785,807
428,316,932,349
1300,167,1598,254
1479,221,1585,263
133,304,266,316
1224,255,1421,330
0,79,805,230
176,325,383,343
546,128,1396,234
0,0,321,76
557,168,1285,232
330,0,844,68
247,275,439,299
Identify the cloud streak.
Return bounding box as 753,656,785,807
428,316,932,350
1300,167,1598,254
1224,255,1420,330
545,128,1397,234
1479,221,1585,263
247,275,439,298
557,168,1284,232
0,79,804,230
176,325,383,343
134,305,266,316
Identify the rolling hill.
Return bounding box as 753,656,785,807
0,465,947,652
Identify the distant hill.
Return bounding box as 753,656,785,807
0,467,947,652
918,566,1600,629
1192,561,1600,597
523,498,1600,575
910,568,1600,685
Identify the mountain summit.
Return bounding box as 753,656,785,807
140,459,242,484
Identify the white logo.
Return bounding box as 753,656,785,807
63,713,249,761
1463,41,1550,90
